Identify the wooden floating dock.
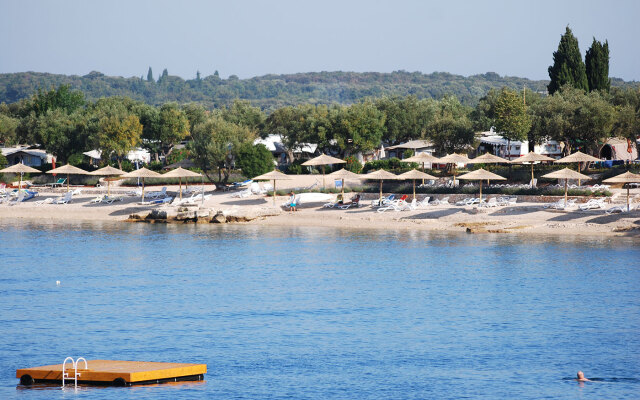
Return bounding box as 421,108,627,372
17,360,207,386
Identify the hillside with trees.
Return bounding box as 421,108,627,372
4,69,636,111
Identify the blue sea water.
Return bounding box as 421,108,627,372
0,220,638,399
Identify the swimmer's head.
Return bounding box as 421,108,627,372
577,371,585,379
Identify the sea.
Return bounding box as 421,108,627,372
0,220,638,399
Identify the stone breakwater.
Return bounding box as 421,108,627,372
126,205,282,224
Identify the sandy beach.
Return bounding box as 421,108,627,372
2,174,639,239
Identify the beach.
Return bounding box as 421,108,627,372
2,174,639,238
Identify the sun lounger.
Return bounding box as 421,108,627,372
126,188,143,197
338,195,361,210
479,197,498,208
8,191,25,205
579,198,606,211
146,187,167,199
47,178,66,188
377,199,411,212
54,192,73,204
230,187,252,198
90,195,105,204
430,196,450,206
35,197,55,205
102,195,124,204
371,194,395,207
151,196,173,205
416,197,430,207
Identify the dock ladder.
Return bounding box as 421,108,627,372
62,357,88,389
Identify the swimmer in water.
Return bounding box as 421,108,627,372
576,371,591,382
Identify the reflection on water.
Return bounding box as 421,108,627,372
0,221,639,400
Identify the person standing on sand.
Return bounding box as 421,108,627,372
288,191,297,212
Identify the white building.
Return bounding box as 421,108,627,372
477,130,562,160
1,147,54,167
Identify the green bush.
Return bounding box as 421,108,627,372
0,153,7,169
235,143,274,178
67,153,85,167
148,161,164,171
344,155,362,173
167,148,191,165
286,159,310,175
362,157,417,173
119,160,134,172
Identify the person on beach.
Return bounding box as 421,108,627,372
288,191,297,212
576,371,591,382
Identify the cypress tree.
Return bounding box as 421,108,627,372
585,38,610,92
147,67,153,82
547,26,588,94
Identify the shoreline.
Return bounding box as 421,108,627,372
1,184,639,239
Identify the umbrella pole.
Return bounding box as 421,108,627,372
422,162,425,185
142,178,145,203
578,162,581,186
19,172,23,191
479,180,483,202
413,179,416,201
322,165,326,190
273,179,276,205
627,185,630,212
531,164,535,187
379,180,383,203
341,178,345,202
179,177,182,200
564,179,567,207
67,173,70,192
108,179,111,196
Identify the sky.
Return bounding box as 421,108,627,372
1,0,639,81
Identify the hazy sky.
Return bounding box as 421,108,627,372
1,0,638,81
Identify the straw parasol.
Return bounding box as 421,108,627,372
397,169,438,201
328,168,362,202
163,167,202,200
0,163,41,190
401,152,440,184
363,169,398,204
438,153,470,187
121,167,162,202
468,152,510,164
387,139,432,150
603,171,640,212
302,154,346,189
509,152,555,188
90,165,124,196
165,158,196,169
542,168,591,207
46,164,89,192
457,168,506,202
555,151,600,186
252,170,292,205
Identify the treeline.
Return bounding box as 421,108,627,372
0,82,638,182
4,69,627,111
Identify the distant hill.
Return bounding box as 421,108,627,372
0,70,637,110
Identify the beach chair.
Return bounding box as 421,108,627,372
416,196,430,208
35,197,55,205
102,195,124,204
54,191,73,204
606,205,627,214
430,196,450,206
371,194,395,207
230,179,252,190
479,197,498,208
377,199,411,212
151,196,173,205
90,195,106,204
47,178,66,188
8,191,25,205
338,195,361,210
579,198,606,211
146,187,167,199
126,188,143,197
230,186,252,198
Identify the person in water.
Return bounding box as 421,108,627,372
576,371,591,382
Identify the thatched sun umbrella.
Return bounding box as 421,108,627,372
509,152,555,188
302,154,346,189
90,165,124,196
438,153,470,187
542,168,591,207
555,151,600,186
364,169,398,204
328,168,362,202
46,164,89,192
457,168,506,203
401,152,440,184
163,167,202,200
467,153,509,186
121,167,162,202
398,169,438,201
252,170,292,205
0,163,41,190
603,171,640,212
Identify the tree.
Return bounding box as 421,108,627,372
221,100,266,131
585,38,611,92
235,143,274,178
492,88,531,159
0,113,19,145
182,103,207,134
332,101,385,156
34,109,87,163
426,96,475,154
156,103,189,161
159,68,168,83
374,96,436,144
189,115,255,182
94,113,142,169
548,27,588,95
147,67,154,82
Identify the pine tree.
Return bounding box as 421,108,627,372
585,38,610,92
196,71,201,80
158,68,168,83
547,26,588,94
147,67,153,82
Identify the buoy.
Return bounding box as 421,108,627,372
56,281,60,286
